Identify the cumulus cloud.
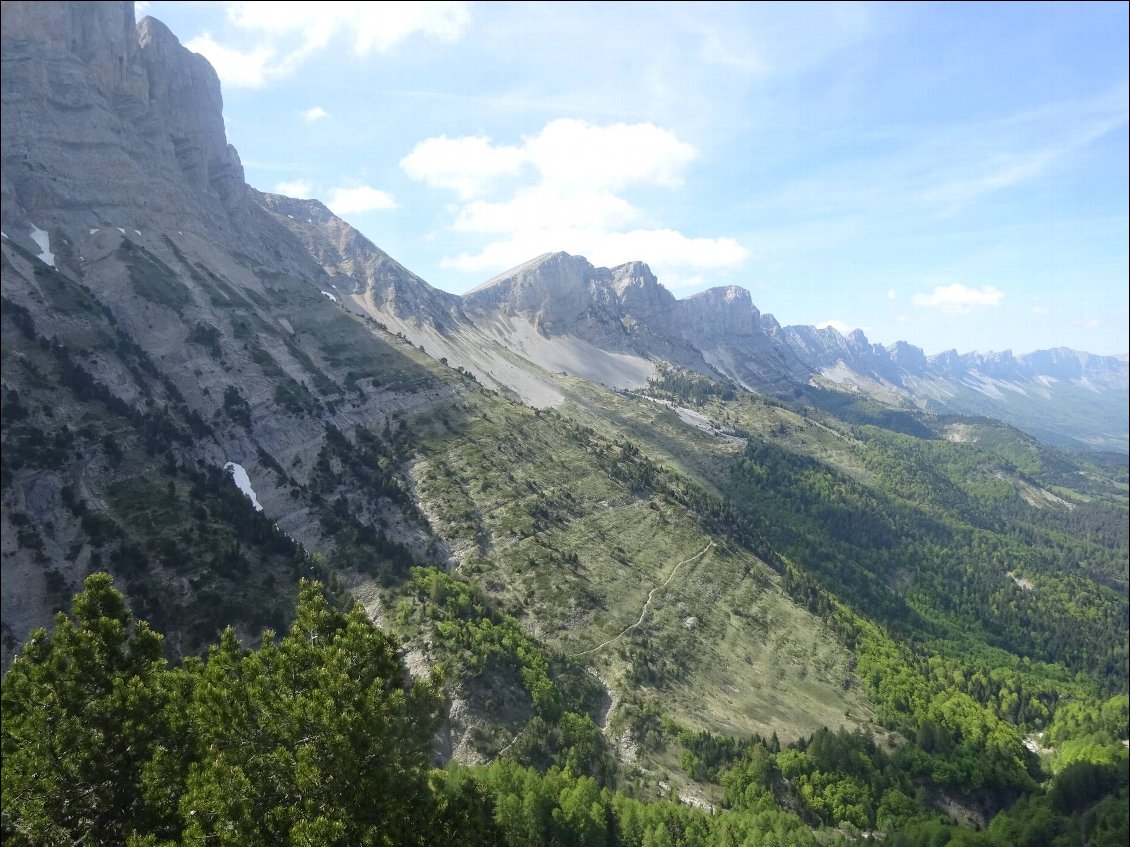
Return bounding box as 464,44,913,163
301,106,329,122
185,33,275,88
401,136,527,199
187,2,470,88
404,119,748,281
886,288,897,301
326,185,398,215
274,179,314,198
911,283,1003,314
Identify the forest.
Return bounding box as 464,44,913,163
2,575,1126,846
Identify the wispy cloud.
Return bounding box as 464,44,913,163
301,106,329,122
743,82,1130,259
326,185,398,215
186,2,471,88
912,283,1003,314
403,118,747,280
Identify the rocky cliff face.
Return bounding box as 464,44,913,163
1,1,464,663
1,3,252,249
679,286,759,338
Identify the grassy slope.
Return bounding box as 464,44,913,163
408,385,871,747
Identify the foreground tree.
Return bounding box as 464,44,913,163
172,581,445,846
1,575,447,846
1,573,171,845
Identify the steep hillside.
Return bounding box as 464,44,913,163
2,5,1127,843
0,1,871,765
0,1,460,658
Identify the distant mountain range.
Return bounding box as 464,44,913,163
3,7,1128,835
3,3,1122,456
257,202,1129,453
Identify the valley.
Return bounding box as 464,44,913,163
1,2,1127,846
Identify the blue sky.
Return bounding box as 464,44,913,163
142,1,1128,356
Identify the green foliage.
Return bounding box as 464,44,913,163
1,573,170,845
119,241,193,309
404,567,562,719
186,322,222,359
2,575,451,846
221,384,251,428
643,364,738,406
3,575,1127,847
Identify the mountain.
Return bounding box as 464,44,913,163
2,4,1127,843
1,0,461,657
777,328,1130,453
2,0,871,760
279,217,1125,455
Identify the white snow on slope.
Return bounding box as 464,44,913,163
30,225,55,267
321,290,338,303
224,462,263,512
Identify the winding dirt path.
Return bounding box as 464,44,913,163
490,541,714,762
572,541,715,658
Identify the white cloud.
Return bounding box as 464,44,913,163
816,319,855,336
886,288,897,301
301,106,329,122
188,2,471,88
912,283,1003,314
1073,317,1101,329
274,179,313,198
400,135,527,199
135,1,151,16
526,120,696,190
326,185,398,215
407,119,748,281
185,33,275,88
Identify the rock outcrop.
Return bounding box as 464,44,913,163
1,2,249,245
0,1,460,663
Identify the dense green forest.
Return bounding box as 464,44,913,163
3,575,1126,846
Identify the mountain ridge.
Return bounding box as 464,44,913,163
3,6,1128,840
290,218,1128,450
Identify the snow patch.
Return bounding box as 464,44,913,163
0,230,7,239
29,225,55,267
224,462,263,512
116,227,125,234
134,229,141,236
89,228,99,235
287,214,295,219
321,290,339,303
